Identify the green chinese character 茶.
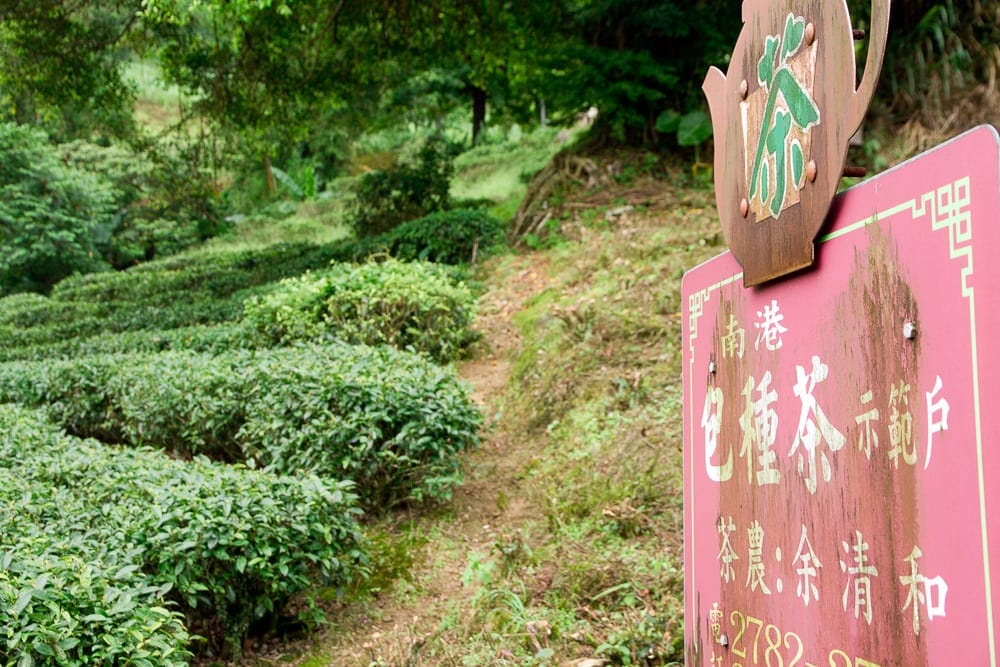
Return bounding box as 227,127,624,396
748,14,821,218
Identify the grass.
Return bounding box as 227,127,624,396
451,126,586,221
469,183,720,665
124,59,188,132
207,197,352,252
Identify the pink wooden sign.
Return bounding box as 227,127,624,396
683,125,1000,666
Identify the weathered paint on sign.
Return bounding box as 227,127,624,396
682,125,1000,665
703,0,890,286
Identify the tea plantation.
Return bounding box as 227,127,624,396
0,213,497,662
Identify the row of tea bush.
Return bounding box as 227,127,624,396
0,260,478,363
0,208,501,662
0,343,482,507
0,321,255,363
0,404,366,662
244,259,477,363
0,288,261,350
45,207,500,306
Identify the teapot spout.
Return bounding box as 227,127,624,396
702,66,727,123
702,66,730,173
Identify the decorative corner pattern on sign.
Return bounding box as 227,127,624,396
687,275,744,364
924,178,973,298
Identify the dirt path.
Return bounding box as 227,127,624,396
305,254,553,666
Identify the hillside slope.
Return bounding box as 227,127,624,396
286,160,725,666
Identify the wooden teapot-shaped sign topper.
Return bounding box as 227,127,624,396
703,0,890,286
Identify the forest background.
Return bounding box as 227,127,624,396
1,0,996,292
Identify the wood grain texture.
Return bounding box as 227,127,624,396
703,0,891,287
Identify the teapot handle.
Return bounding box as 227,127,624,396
851,0,892,132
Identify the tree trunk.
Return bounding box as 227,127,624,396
539,98,547,129
471,85,487,146
264,154,276,195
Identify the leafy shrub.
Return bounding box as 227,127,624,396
322,235,391,264
325,208,503,266
0,550,191,667
0,322,257,363
348,136,456,238
239,344,482,506
0,239,349,350
0,292,100,328
0,123,117,295
51,241,341,304
0,404,366,657
244,259,477,362
385,208,504,265
242,272,328,343
0,241,458,354
0,344,482,506
59,138,226,268
0,289,263,350
0,238,480,353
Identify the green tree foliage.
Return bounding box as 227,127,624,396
147,0,375,179
61,138,226,267
151,1,329,130
4,0,1000,163
547,0,740,145
0,123,117,295
348,136,457,237
0,124,228,296
864,0,1000,118
371,0,564,145
0,0,140,140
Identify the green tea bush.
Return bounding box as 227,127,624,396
0,322,257,363
384,208,504,265
0,290,260,350
50,242,342,305
0,314,109,349
0,344,482,506
0,404,366,656
322,235,390,264
240,344,482,506
0,550,191,666
0,292,101,328
326,208,504,266
244,259,477,362
348,136,456,238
